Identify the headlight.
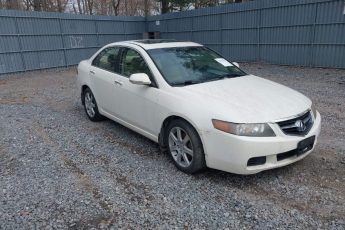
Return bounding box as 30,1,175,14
212,119,276,137
311,104,317,118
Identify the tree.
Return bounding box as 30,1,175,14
156,0,250,13
0,0,252,15
32,0,42,11
193,0,219,9
57,0,63,12
111,0,121,16
144,0,148,16
161,0,169,13
85,0,94,14
171,0,190,11
76,0,83,13
6,0,21,9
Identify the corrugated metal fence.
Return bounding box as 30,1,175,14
148,0,345,68
0,0,344,74
0,10,145,74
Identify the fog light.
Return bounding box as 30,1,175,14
247,156,266,166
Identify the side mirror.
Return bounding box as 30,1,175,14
233,62,240,68
129,73,151,86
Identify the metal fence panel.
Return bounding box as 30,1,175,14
0,0,344,74
65,48,98,66
0,10,144,74
0,36,20,52
0,17,17,33
0,53,24,73
311,0,345,67
147,0,345,68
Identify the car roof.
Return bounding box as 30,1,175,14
107,39,203,50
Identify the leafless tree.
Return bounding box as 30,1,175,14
2,0,21,9
1,0,252,15
111,0,121,16
76,0,82,13
86,0,93,14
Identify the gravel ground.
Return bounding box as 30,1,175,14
0,63,344,229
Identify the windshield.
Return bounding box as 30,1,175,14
147,46,246,86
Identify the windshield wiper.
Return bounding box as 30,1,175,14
221,73,244,78
171,74,241,86
198,74,243,84
201,76,226,83
173,76,225,86
171,80,200,86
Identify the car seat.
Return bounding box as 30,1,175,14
107,54,116,71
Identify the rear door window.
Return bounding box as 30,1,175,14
92,47,120,73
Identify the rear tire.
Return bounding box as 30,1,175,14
164,119,206,174
83,88,104,122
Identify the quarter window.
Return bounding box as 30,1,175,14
92,47,120,73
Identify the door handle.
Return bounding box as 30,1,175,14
89,70,95,75
114,80,123,86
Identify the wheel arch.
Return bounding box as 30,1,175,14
81,85,89,105
159,115,206,154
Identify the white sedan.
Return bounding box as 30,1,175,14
76,40,321,174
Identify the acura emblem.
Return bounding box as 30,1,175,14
295,120,306,132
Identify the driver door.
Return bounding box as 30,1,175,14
113,47,160,136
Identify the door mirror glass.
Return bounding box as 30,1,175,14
233,62,240,68
129,73,151,86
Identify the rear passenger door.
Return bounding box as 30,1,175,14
90,47,120,114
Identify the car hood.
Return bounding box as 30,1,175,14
175,75,311,123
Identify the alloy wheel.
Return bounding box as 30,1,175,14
168,127,194,167
84,91,96,118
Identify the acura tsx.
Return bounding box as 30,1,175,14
76,39,321,174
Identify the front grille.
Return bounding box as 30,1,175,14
277,111,313,136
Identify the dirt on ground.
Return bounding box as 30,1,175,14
0,64,344,229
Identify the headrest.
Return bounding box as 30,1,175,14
108,54,116,63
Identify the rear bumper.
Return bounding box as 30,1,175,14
202,112,321,175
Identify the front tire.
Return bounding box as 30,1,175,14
164,119,206,174
83,88,104,122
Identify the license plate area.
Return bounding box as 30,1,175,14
297,135,315,156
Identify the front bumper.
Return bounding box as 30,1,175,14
202,112,321,175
